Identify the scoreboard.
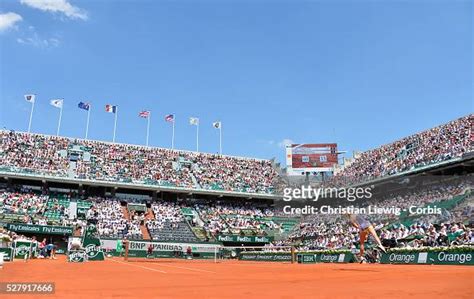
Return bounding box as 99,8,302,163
285,143,338,175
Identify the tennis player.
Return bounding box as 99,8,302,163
347,214,387,260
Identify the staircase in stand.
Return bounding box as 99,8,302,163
146,208,154,220
140,224,151,240
121,205,130,220
139,208,154,240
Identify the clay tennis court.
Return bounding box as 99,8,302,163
1,256,473,298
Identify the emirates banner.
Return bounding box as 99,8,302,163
7,223,73,236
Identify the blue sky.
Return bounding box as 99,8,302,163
0,0,472,163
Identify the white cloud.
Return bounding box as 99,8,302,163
17,33,60,48
0,12,23,32
21,0,88,20
278,138,294,148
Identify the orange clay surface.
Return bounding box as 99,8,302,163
1,256,473,299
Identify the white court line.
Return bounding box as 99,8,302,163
151,263,217,274
107,258,167,273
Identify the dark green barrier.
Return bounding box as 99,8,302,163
239,252,292,262
381,250,474,265
317,253,353,263
240,251,354,263
217,235,273,243
297,252,354,264
298,254,317,264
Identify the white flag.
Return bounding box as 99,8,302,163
50,99,63,108
189,117,199,126
24,94,35,103
212,121,221,129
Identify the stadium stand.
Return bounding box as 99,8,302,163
0,181,472,249
146,202,199,242
280,180,473,251
0,115,472,252
86,198,142,239
0,130,278,194
334,114,472,182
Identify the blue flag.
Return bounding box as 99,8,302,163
78,102,90,111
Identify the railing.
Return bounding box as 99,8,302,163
0,168,279,199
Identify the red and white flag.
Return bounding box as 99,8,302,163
139,110,150,118
105,104,117,113
165,114,175,122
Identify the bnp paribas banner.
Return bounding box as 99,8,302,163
217,235,273,243
82,224,104,261
381,250,474,265
127,241,220,259
7,223,73,236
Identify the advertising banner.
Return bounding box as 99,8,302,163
7,223,73,236
127,241,220,259
216,235,273,243
381,251,474,265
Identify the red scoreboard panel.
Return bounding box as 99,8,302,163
286,143,338,173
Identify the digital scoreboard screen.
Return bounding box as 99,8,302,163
286,143,338,174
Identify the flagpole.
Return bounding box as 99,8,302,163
113,107,118,143
28,98,35,133
219,125,222,155
171,117,175,149
85,106,91,140
56,104,63,136
196,123,199,152
146,113,150,146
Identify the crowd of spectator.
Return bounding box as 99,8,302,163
276,181,472,250
335,114,472,183
1,115,471,195
0,130,278,194
189,153,276,193
0,132,70,177
75,141,194,188
0,183,472,251
87,198,142,239
195,202,281,236
0,226,33,245
0,191,47,216
379,221,473,247
1,176,471,247
287,220,474,251
146,202,184,231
